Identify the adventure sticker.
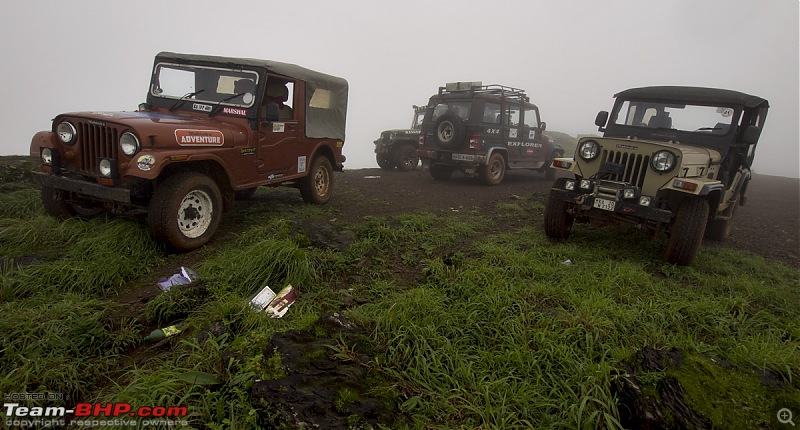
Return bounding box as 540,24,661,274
175,129,224,146
137,154,155,171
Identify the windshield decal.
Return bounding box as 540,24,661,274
175,129,224,146
223,107,247,116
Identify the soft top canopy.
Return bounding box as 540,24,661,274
155,51,348,140
615,86,768,109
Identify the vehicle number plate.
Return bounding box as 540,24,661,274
452,153,474,161
593,198,616,212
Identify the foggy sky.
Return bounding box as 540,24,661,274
1,0,797,177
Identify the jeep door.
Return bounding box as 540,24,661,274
504,102,525,165
257,77,298,178
518,107,545,168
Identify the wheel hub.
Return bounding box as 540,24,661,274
177,190,213,238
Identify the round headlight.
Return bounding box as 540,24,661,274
56,122,76,144
99,159,113,177
41,148,53,164
651,150,677,172
120,132,140,156
578,140,600,161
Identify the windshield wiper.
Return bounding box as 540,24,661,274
169,89,206,112
209,93,247,117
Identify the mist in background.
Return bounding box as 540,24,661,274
1,0,797,177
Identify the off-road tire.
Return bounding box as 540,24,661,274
481,152,506,186
42,186,76,219
429,164,453,181
664,197,709,265
434,113,466,149
148,172,223,252
705,193,738,241
544,179,574,239
394,143,419,172
376,152,394,170
41,186,102,219
300,156,334,204
234,187,258,201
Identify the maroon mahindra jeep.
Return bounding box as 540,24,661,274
30,51,348,251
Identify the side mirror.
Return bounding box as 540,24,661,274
742,125,761,145
595,111,609,128
539,121,547,131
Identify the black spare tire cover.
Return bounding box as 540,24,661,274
434,112,466,149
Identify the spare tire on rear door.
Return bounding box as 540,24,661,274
434,112,466,149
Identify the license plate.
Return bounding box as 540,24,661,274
593,197,616,212
452,153,475,161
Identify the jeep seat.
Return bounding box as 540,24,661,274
648,111,672,129
267,81,293,120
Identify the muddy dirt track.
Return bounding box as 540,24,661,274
326,167,799,267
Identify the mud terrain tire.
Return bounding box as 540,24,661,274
300,156,334,204
148,172,223,252
544,178,574,239
376,153,394,170
664,197,709,265
429,164,453,181
41,186,102,219
394,143,419,172
481,152,506,186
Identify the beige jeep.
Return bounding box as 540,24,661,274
544,86,769,265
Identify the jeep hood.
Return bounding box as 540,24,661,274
57,111,246,147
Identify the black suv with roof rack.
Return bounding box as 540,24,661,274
417,82,562,185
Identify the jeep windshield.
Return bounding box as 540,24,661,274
151,62,261,110
412,110,425,129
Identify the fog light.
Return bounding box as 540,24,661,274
623,188,636,199
580,180,592,190
98,158,117,178
41,148,53,165
565,180,575,190
639,196,652,206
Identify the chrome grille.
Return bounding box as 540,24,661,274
77,122,119,175
600,150,649,188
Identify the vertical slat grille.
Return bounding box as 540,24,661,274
601,150,649,188
78,122,119,174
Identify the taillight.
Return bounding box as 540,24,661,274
468,134,481,150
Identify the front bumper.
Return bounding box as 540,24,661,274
34,172,131,203
550,188,672,223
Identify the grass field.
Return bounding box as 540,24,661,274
1,180,798,429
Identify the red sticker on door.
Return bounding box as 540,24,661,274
175,129,225,146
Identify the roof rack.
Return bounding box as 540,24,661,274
438,82,530,102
